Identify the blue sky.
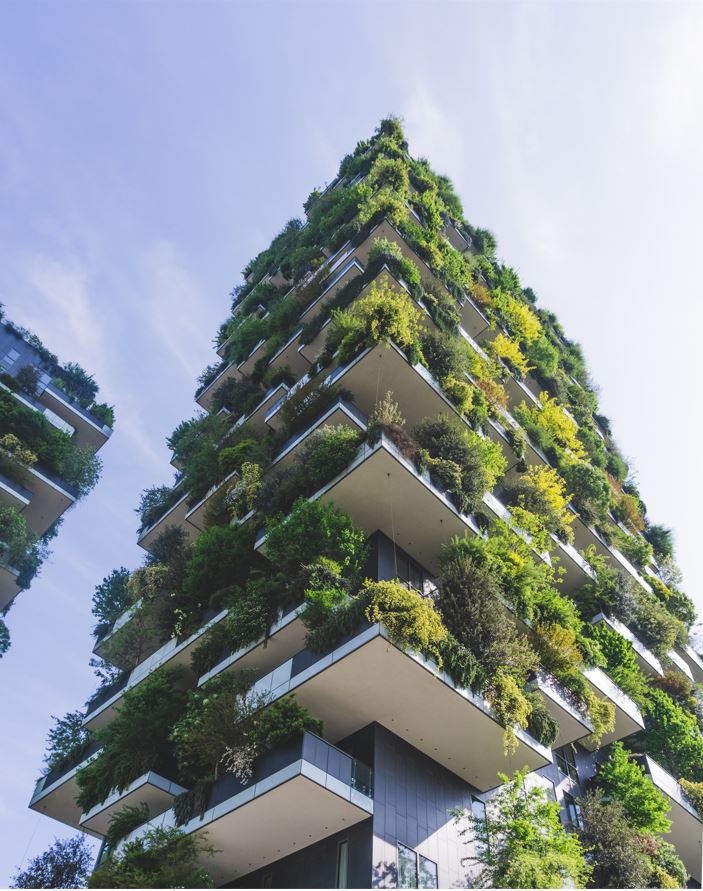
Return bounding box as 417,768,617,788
1,0,702,881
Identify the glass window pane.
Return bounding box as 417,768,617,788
397,843,418,889
419,855,438,889
336,839,349,889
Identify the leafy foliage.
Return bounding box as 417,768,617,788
11,835,93,889
88,826,215,889
453,768,591,888
596,742,671,833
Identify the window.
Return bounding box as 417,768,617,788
261,874,272,889
555,744,579,782
563,792,583,831
336,839,349,889
397,843,438,889
418,855,438,889
395,550,426,594
398,843,418,889
471,796,488,856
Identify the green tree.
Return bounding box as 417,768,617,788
453,768,591,888
641,688,703,781
91,568,130,637
11,836,93,888
577,790,653,888
597,743,671,833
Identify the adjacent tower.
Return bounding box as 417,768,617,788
28,120,703,888
0,308,112,654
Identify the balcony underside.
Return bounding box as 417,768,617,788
137,491,197,553
581,667,645,751
38,386,110,449
261,437,479,575
251,624,551,792
677,645,703,685
20,465,75,536
80,771,186,837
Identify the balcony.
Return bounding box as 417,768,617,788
184,471,238,533
674,644,703,685
442,221,473,255
580,667,645,751
92,600,165,669
199,602,306,688
591,613,664,677
79,771,186,837
18,462,77,537
297,254,364,335
246,623,550,792
137,490,197,553
28,740,102,830
635,755,703,883
257,434,482,575
37,380,112,449
84,609,227,731
266,327,311,380
528,672,593,747
120,732,373,887
320,341,458,436
0,470,32,513
268,399,367,475
298,266,419,366
232,382,290,435
196,361,241,411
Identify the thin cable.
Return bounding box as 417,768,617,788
16,810,43,874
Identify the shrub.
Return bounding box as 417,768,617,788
489,332,531,377
326,281,424,365
104,803,151,849
76,669,188,811
525,690,560,747
680,778,703,814
88,826,215,889
297,424,362,491
505,465,574,543
560,460,611,525
611,526,653,569
414,415,505,513
493,292,541,344
264,499,367,593
515,393,586,460
362,579,447,665
42,712,90,775
436,554,538,685
182,523,260,608
490,671,532,754
589,622,648,702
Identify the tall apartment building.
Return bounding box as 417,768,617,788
28,120,703,888
0,308,112,654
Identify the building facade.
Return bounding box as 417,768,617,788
28,120,703,887
0,310,112,654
